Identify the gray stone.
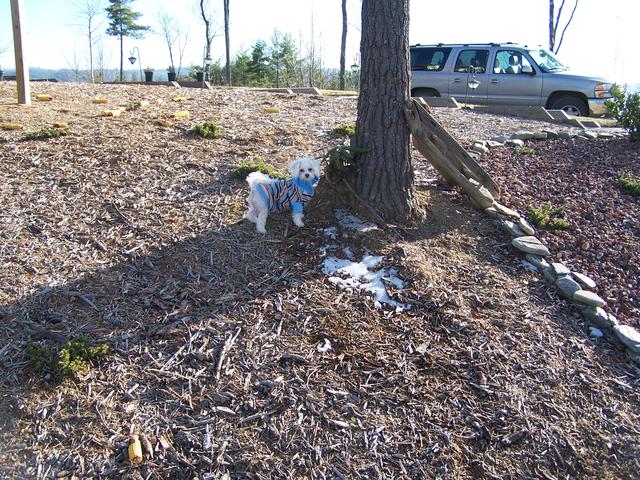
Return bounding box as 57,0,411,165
543,266,557,284
525,254,550,271
558,131,574,139
572,290,606,308
493,202,520,218
581,306,615,329
471,143,489,154
580,130,598,139
597,132,614,139
613,325,640,354
466,150,481,159
511,130,535,140
473,139,488,147
484,207,499,218
533,132,548,140
506,138,525,147
556,276,581,299
571,271,596,290
518,217,535,235
542,129,559,139
551,262,571,277
486,140,504,148
627,350,640,366
491,135,510,143
580,119,601,128
589,327,604,338
512,236,550,256
501,219,525,238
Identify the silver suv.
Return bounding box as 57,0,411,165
410,43,614,117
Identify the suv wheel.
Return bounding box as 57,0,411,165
550,95,589,117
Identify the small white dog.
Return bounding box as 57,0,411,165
244,157,321,233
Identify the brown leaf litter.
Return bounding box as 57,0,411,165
0,81,638,479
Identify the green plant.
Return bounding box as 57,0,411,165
605,85,640,142
229,160,286,181
332,124,356,136
24,127,68,140
25,336,109,381
322,142,367,173
619,174,640,198
189,121,222,139
514,145,535,155
143,66,154,73
529,202,571,231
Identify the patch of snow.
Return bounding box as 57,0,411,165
317,339,332,353
322,255,410,312
342,246,354,259
319,244,339,257
336,209,378,232
320,227,338,239
589,326,604,338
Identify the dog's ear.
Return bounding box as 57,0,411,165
289,158,301,176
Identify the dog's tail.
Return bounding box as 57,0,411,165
246,171,272,188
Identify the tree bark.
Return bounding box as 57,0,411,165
548,0,555,51
354,0,417,224
339,0,347,90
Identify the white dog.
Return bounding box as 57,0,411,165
244,157,321,233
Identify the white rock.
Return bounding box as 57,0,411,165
613,325,640,354
571,272,596,290
572,290,606,308
511,236,550,256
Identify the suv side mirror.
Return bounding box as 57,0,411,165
521,65,534,75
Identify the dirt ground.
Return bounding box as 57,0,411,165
0,82,639,479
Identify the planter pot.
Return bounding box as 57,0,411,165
167,71,177,82
196,71,204,82
144,71,154,82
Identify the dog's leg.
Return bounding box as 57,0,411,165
244,204,257,223
292,212,305,228
256,210,268,233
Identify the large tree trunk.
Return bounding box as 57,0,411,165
548,0,555,51
119,34,123,81
353,0,417,224
339,0,347,90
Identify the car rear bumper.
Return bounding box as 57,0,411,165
588,98,607,116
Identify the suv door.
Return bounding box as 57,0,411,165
448,48,489,104
486,49,544,105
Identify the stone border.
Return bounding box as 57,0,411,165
467,127,640,366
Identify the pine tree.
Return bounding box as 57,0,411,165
105,0,149,81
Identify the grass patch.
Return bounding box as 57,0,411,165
529,202,571,231
25,336,109,381
332,124,356,136
189,121,223,139
229,160,286,181
24,127,68,140
514,145,535,155
619,174,640,197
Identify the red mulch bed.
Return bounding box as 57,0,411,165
481,137,640,329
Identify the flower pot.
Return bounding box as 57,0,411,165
144,71,154,82
167,71,177,82
196,71,204,82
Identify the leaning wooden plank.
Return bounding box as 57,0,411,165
405,103,494,209
412,99,500,197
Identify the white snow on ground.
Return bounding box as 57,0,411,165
320,226,338,239
322,254,410,312
336,209,378,232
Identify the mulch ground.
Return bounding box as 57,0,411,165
0,82,638,479
481,138,640,330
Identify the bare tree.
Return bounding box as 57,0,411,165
223,0,231,85
549,0,579,54
71,0,103,82
339,0,347,90
199,0,214,78
353,0,417,223
157,11,189,77
65,47,84,82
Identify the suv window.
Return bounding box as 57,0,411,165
494,49,533,74
411,47,452,71
454,49,489,73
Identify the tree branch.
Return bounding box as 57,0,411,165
554,0,578,54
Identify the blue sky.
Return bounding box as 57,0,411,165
1,0,638,84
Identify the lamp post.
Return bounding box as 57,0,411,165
128,47,143,82
202,51,212,89
465,65,480,108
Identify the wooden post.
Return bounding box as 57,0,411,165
11,0,30,105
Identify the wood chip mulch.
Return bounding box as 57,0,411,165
0,82,639,479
